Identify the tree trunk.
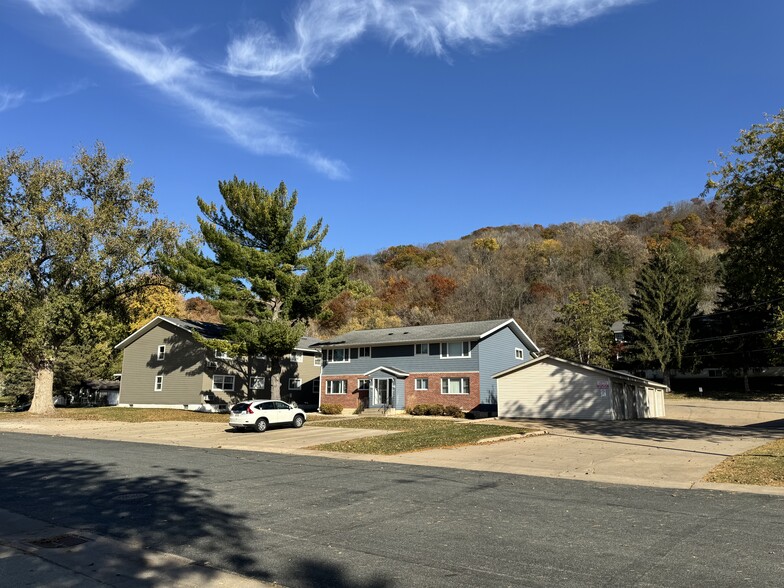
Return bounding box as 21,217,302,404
270,358,282,400
30,362,55,414
662,367,671,390
742,366,751,393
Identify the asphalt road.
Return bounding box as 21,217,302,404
1,432,782,587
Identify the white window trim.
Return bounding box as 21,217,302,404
326,380,347,395
291,351,303,363
289,378,302,390
515,348,525,360
212,374,235,392
251,376,265,390
327,348,350,363
441,377,469,395
357,378,370,391
415,343,429,355
440,341,471,359
415,378,428,391
154,375,163,391
157,345,166,361
314,355,322,366
215,349,233,360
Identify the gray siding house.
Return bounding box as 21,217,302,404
315,319,539,413
495,355,666,420
115,316,322,410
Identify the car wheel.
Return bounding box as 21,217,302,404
254,418,268,433
292,414,304,429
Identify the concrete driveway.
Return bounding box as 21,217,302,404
380,399,784,491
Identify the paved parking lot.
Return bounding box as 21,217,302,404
1,399,782,492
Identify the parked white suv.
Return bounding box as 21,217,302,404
229,400,306,433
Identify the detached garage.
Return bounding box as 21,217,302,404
494,355,666,420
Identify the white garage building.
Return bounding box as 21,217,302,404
494,355,666,420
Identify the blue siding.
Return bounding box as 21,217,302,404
477,326,532,404
321,342,479,376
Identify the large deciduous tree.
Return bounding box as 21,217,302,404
0,143,180,413
551,286,623,368
164,177,351,400
705,110,784,384
625,242,700,387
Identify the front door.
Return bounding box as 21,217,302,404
371,378,393,407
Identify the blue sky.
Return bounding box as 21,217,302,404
2,0,783,257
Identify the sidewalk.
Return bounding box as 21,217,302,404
0,508,273,587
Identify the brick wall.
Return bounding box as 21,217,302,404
406,372,480,410
320,375,365,409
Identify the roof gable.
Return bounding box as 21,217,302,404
316,318,539,352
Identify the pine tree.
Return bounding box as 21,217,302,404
625,243,700,387
164,177,351,400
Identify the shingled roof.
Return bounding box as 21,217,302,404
115,316,319,352
314,318,539,352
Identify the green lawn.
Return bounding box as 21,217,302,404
309,417,530,454
705,438,784,487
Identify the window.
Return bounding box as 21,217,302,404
312,379,320,392
326,380,347,394
357,378,370,391
415,378,428,391
212,375,235,392
215,349,232,360
441,341,470,358
314,355,322,366
515,348,525,360
289,378,302,390
441,377,469,395
291,351,303,363
326,348,349,363
358,346,371,358
154,375,163,391
157,345,166,360
415,343,429,355
251,376,265,390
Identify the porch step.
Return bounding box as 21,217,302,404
360,407,403,416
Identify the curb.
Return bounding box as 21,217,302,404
476,429,549,444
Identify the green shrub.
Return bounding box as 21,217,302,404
443,405,465,418
320,403,344,415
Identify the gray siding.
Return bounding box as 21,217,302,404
119,323,207,405
497,359,613,420
477,326,532,405
321,341,479,376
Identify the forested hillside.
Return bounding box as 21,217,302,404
316,198,725,355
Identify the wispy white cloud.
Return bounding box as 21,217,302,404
33,79,93,104
23,0,349,179
226,0,639,79
23,0,638,178
0,88,26,113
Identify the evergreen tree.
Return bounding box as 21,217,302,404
625,243,700,387
164,177,351,400
552,286,623,368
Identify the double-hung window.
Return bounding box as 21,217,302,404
289,378,302,390
314,354,322,366
357,346,371,358
157,345,166,361
326,380,347,394
441,377,469,395
415,378,428,391
251,376,265,391
154,375,164,391
440,341,470,358
415,343,429,355
326,348,349,363
515,348,525,360
357,378,370,391
212,374,235,392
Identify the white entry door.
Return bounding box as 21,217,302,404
371,378,393,406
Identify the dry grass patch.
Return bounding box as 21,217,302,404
0,407,228,423
309,417,530,454
705,437,784,487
